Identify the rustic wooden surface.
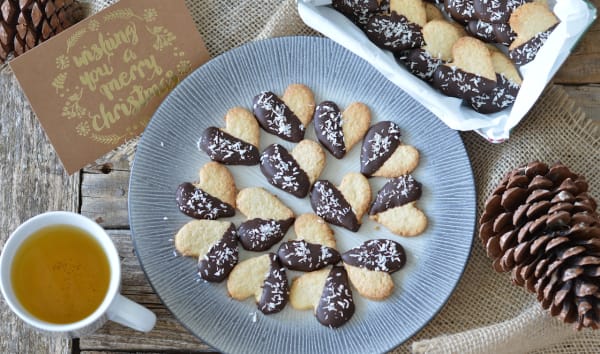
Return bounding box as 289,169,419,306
0,5,599,352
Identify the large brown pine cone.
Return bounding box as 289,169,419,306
0,0,81,62
479,161,600,330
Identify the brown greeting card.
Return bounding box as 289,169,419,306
10,0,210,174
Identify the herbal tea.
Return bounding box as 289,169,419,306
11,224,110,324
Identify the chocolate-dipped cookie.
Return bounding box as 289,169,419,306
433,37,497,100
238,218,294,251
289,266,355,328
342,239,407,272
369,175,428,236
342,239,407,300
199,127,259,165
227,253,290,315
508,3,559,65
252,84,315,142
360,121,420,178
277,240,341,272
508,25,556,65
175,162,237,220
198,107,260,165
310,173,371,232
366,13,424,52
260,144,311,198
259,141,325,198
313,101,371,159
174,220,239,282
176,183,235,220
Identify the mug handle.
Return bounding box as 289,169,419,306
107,294,157,332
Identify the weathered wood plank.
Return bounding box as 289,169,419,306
558,84,600,122
78,230,211,352
81,159,131,228
0,72,77,353
554,0,600,84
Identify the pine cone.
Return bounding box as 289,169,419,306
0,0,81,62
479,161,600,330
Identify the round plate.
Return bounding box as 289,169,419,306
129,36,475,354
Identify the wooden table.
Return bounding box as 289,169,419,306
1,11,599,354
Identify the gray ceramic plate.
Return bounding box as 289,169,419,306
129,36,476,354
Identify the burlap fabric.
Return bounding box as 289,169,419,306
84,1,600,352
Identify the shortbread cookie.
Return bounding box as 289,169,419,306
198,107,260,165
424,2,444,21
310,173,371,232
360,121,419,178
433,36,497,99
294,213,336,249
236,187,295,251
252,84,315,142
508,2,558,65
174,220,238,282
369,175,428,236
492,22,516,46
332,0,381,28
313,101,371,159
227,253,289,314
277,240,341,272
260,141,325,198
466,51,522,113
366,13,425,53
342,239,406,300
290,266,355,327
176,162,236,220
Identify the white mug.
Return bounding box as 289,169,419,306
0,211,156,337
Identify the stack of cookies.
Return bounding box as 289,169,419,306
332,0,559,113
172,83,429,328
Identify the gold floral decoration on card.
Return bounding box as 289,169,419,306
51,6,192,145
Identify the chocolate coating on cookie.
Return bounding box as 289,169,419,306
508,25,556,65
445,0,477,23
360,121,402,177
433,65,496,99
466,20,496,42
277,240,341,272
466,73,520,113
473,0,528,24
366,13,424,52
197,225,239,282
369,175,423,215
176,182,235,220
253,91,305,142
316,266,355,328
198,127,259,165
238,218,294,251
310,180,359,232
493,23,516,46
260,144,311,198
400,49,444,82
342,239,407,273
259,253,289,314
314,101,346,159
332,0,380,28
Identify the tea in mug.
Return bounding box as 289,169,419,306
11,225,110,324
